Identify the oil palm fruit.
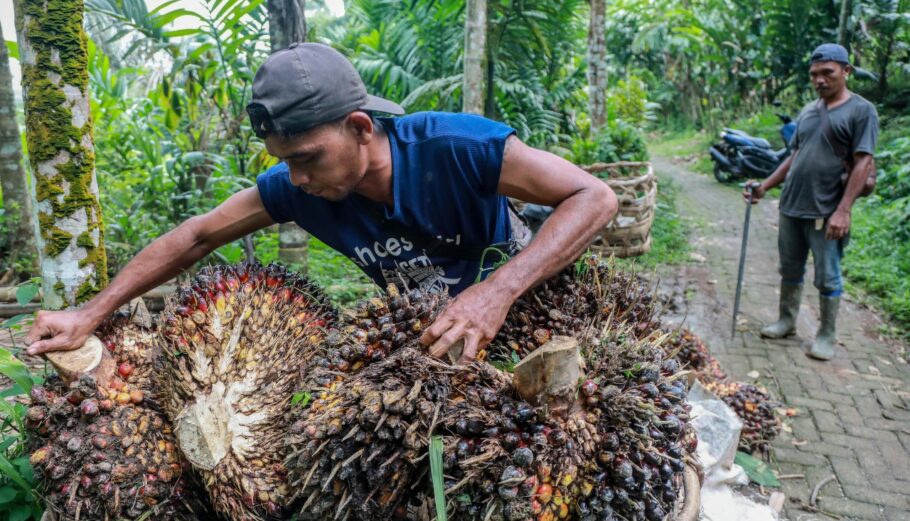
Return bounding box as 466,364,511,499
26,313,211,520
488,257,659,363
156,262,335,520
662,327,727,382
663,326,782,457
309,283,446,381
704,381,781,457
287,274,696,521
445,326,697,521
286,284,446,520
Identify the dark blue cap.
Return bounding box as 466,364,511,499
810,43,850,65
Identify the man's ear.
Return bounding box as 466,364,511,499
844,64,853,77
347,111,375,144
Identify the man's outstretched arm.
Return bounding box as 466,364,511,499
26,187,276,355
421,135,618,363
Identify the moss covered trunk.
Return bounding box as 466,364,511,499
14,0,107,309
267,0,309,269
0,21,38,273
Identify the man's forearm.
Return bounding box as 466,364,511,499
836,155,873,213
82,219,215,323
485,185,617,300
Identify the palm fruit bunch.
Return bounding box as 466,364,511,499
287,346,457,520
660,327,783,457
155,262,335,521
284,284,447,519
661,327,727,383
26,313,209,520
286,273,696,521
488,258,659,362
304,283,446,387
704,381,781,457
443,328,696,521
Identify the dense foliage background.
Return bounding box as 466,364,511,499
1,0,908,312
0,2,908,518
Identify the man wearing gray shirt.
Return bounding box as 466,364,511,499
745,43,878,361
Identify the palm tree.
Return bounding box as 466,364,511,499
14,0,108,308
268,0,310,269
463,0,487,114
587,0,607,131
0,22,37,275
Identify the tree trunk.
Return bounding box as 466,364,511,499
587,0,607,132
14,0,108,309
463,0,487,115
267,0,310,269
268,0,307,49
837,0,851,50
483,1,497,119
0,21,37,273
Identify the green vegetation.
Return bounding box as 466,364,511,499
842,115,910,340
0,316,44,521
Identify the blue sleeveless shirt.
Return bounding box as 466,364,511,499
256,112,515,295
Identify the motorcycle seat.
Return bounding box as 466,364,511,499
722,128,772,149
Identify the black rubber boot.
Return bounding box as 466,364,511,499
760,283,802,339
808,295,839,361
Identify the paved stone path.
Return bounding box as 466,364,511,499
652,156,910,520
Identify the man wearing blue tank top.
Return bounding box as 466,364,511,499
25,43,618,364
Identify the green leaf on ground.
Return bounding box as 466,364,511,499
291,392,311,407
1,314,31,329
15,283,39,306
735,451,779,487
429,436,447,521
0,452,31,492
9,504,32,521
0,485,18,503
0,348,32,394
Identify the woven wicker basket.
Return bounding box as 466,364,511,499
582,161,657,258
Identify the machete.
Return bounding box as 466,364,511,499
732,183,756,338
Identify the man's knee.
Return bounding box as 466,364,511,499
778,264,805,285
813,271,843,296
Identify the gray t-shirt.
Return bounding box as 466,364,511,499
780,94,878,218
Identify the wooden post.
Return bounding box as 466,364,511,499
512,336,584,408
44,335,115,387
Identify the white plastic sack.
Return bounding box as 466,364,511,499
689,381,743,474
688,381,780,521
701,483,780,521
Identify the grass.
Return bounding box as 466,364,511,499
305,239,377,306
843,201,910,342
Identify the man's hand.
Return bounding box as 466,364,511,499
826,208,851,240
742,181,765,204
420,281,512,364
25,309,99,356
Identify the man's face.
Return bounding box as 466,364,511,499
809,61,849,97
264,116,369,201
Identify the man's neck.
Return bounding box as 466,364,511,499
821,87,851,109
353,128,394,207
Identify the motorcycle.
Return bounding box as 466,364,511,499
709,110,797,183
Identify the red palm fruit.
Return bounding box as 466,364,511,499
118,362,134,379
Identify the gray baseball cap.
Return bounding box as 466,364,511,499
810,43,850,66
247,43,404,137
